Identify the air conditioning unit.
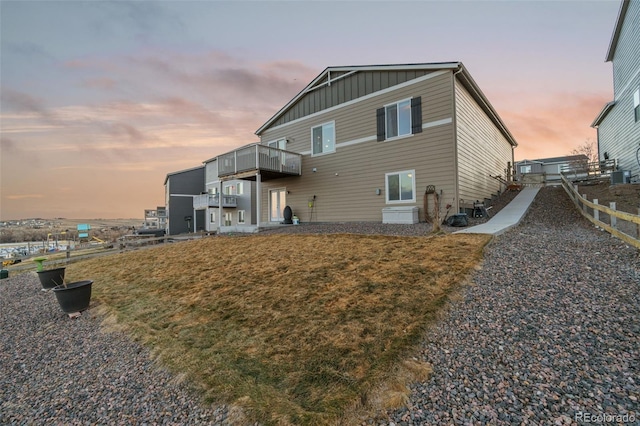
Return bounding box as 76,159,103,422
611,170,631,185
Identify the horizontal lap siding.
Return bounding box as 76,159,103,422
612,1,640,97
259,71,456,223
455,82,513,207
601,0,640,179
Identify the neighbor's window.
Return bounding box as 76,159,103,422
210,212,216,223
311,121,335,155
237,182,244,195
634,88,639,122
520,165,532,174
377,97,422,141
238,210,245,224
386,170,416,203
224,212,233,226
268,139,286,149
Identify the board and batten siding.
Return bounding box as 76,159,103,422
455,81,513,209
259,71,456,223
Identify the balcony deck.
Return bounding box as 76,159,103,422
217,143,301,181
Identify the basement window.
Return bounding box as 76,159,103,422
385,170,416,203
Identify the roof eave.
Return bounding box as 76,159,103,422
605,0,630,62
591,101,616,127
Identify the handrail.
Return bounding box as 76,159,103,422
560,174,640,249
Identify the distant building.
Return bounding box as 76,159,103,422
591,0,640,182
515,154,589,182
164,166,205,235
143,206,167,229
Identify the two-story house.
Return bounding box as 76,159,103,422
215,62,517,228
591,0,640,182
164,166,205,235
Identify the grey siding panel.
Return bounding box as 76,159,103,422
599,0,640,180
598,72,640,178
612,0,640,97
259,72,457,223
455,82,513,207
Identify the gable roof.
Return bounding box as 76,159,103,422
605,0,630,62
255,62,517,147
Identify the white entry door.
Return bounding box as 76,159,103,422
269,189,286,222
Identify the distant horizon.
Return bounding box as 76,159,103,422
1,1,621,219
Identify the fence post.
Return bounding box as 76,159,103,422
610,202,617,229
593,199,599,222
637,207,640,238
582,194,588,214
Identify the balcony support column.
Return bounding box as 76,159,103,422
218,181,223,231
256,172,261,230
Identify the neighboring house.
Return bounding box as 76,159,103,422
215,62,517,227
591,0,640,182
164,166,205,235
143,206,167,229
196,156,257,232
515,154,589,183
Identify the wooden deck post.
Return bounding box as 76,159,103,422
593,199,599,222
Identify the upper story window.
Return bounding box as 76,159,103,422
634,88,639,122
520,165,532,174
311,121,335,156
385,170,416,203
377,97,422,141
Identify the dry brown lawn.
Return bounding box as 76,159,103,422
66,232,491,425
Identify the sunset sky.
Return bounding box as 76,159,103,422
0,0,621,220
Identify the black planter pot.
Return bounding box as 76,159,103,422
53,280,93,313
36,267,66,289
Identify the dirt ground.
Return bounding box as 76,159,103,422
576,180,640,214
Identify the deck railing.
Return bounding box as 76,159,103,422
560,174,640,250
193,194,237,209
217,143,302,177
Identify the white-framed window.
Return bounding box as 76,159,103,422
238,210,245,224
634,87,639,122
237,182,244,195
210,212,216,223
385,170,416,203
268,138,286,149
224,212,232,226
520,165,532,174
311,121,335,156
385,99,412,139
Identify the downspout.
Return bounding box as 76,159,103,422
452,66,464,215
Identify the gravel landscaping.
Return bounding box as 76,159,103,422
1,186,638,425
378,186,639,425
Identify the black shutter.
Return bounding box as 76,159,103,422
411,96,422,134
376,107,385,141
